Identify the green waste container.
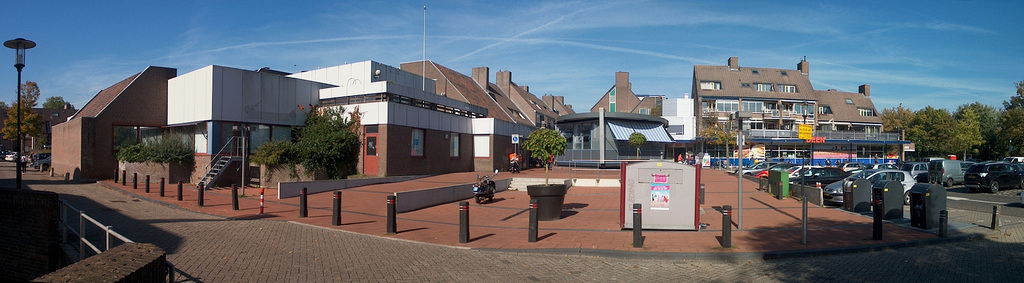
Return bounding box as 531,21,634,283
768,170,790,200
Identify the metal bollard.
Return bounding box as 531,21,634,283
802,196,808,245
114,168,119,183
528,199,539,242
145,175,150,193
459,201,469,243
992,205,1000,230
872,196,883,240
939,210,948,238
632,203,642,248
159,177,166,197
197,183,205,207
386,195,397,234
700,184,705,204
259,187,265,214
300,188,308,218
176,181,183,201
722,205,732,248
231,184,239,210
132,173,138,190
332,191,342,226
121,170,126,186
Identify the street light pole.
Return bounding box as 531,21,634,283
5,38,36,190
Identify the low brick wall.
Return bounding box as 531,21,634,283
33,242,167,282
0,188,61,282
119,161,193,185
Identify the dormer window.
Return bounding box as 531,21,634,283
778,84,797,93
754,83,774,92
700,81,722,90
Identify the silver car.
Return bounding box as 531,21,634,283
823,169,917,205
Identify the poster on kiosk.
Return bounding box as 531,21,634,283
621,161,700,230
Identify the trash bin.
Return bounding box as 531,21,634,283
768,170,790,200
843,179,872,213
909,183,946,229
873,181,905,220
527,184,568,221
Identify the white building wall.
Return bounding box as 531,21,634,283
291,60,434,98
168,65,330,126
663,98,697,141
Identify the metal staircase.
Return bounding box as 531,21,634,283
198,136,242,189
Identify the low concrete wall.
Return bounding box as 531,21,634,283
571,178,619,187
119,161,192,185
278,175,428,199
790,183,824,207
395,178,512,213
34,242,167,282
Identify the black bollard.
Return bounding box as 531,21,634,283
197,183,205,207
332,191,342,226
231,184,239,210
159,177,166,197
722,205,732,248
700,184,705,205
145,175,150,193
992,205,1000,231
132,173,138,190
939,210,948,238
872,196,883,240
114,168,119,183
632,203,642,248
300,188,308,218
459,201,469,243
176,181,183,201
386,195,396,234
528,199,539,242
121,170,126,186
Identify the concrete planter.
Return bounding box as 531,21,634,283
119,161,193,184
526,184,569,221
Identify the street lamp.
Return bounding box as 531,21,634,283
5,38,36,190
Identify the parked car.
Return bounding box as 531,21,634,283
901,162,929,179
789,167,852,186
740,161,783,175
4,152,17,162
1003,157,1024,163
823,169,917,205
964,162,1024,193
31,158,50,171
837,162,868,172
868,163,899,170
31,153,51,163
928,159,974,187
754,163,798,179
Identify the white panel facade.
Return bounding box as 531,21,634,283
168,66,214,125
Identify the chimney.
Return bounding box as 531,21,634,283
472,67,489,88
798,58,809,75
496,70,511,93
859,84,870,97
521,85,529,92
728,57,739,71
615,72,630,89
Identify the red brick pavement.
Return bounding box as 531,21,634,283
103,166,938,254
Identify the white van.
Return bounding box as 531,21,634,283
1003,157,1024,163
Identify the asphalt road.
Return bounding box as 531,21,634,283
945,183,1024,218
7,163,1024,282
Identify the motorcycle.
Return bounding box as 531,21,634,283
473,170,498,204
509,159,520,173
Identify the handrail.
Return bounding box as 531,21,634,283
59,200,176,282
206,136,240,171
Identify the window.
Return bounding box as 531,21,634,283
742,101,763,113
779,84,797,93
858,108,876,117
473,135,490,157
781,71,788,76
411,129,424,157
741,83,751,88
754,83,774,92
751,69,759,75
845,98,854,104
610,88,616,112
818,105,833,115
715,101,739,112
667,125,684,135
366,137,377,156
700,81,722,90
449,133,460,157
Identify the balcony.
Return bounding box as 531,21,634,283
745,129,902,141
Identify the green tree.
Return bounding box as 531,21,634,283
42,96,69,109
950,107,983,160
955,103,1000,160
292,106,362,179
1001,108,1024,157
0,101,8,112
1004,80,1024,110
2,82,43,144
521,128,568,185
907,106,957,157
880,103,915,133
628,132,647,158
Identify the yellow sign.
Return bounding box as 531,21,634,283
798,124,813,140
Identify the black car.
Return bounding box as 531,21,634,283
789,167,852,186
964,162,1024,193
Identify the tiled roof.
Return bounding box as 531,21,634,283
508,81,559,119
693,65,817,101
815,89,882,124
419,61,533,125
70,71,142,119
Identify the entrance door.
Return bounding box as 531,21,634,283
364,134,378,176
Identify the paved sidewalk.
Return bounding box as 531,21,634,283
99,165,993,258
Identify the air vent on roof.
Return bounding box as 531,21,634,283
781,71,788,76
845,98,854,104
741,83,751,88
752,69,759,75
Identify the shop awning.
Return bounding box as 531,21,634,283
607,120,675,143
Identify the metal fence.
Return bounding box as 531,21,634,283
59,200,175,282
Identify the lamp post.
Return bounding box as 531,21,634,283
5,38,35,190
733,111,752,230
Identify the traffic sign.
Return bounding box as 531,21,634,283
798,124,813,140
511,134,520,144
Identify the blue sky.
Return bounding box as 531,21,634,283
1,1,1021,112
